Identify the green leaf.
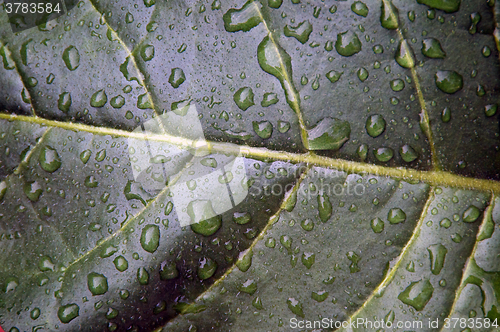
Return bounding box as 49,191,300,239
1,0,500,331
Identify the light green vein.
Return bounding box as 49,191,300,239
343,187,435,325
382,0,440,170
2,113,500,193
439,195,496,332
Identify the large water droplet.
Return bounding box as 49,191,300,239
137,267,149,285
223,1,262,32
326,70,343,83
198,257,217,279
427,244,447,275
87,272,108,295
253,121,273,139
398,279,434,311
169,68,186,88
234,87,255,111
463,205,480,222
380,0,399,29
435,70,463,94
422,38,446,58
351,1,369,17
395,40,415,68
24,181,43,202
416,0,460,13
90,89,107,108
140,44,155,61
390,79,405,92
357,67,369,82
39,146,61,173
307,117,350,151
239,279,257,295
365,115,386,137
388,208,406,224
287,298,305,317
160,261,179,280
284,20,313,44
317,193,332,222
188,200,222,236
58,303,79,323
335,31,362,56
371,217,384,233
113,256,128,272
62,46,80,71
485,104,498,117
141,225,160,253
261,92,278,107
58,92,72,113
236,249,253,272
257,35,299,112
400,144,418,162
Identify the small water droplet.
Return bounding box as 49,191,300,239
233,87,255,111
287,297,305,317
400,144,418,162
137,267,150,285
307,117,350,151
198,257,217,280
365,115,386,137
253,121,273,139
398,279,434,311
388,208,406,224
87,272,108,295
422,38,446,58
335,31,362,56
141,225,160,253
58,92,72,113
284,20,313,44
188,200,222,236
169,68,186,88
370,217,384,233
427,244,447,275
62,46,80,71
39,146,61,173
351,1,369,17
463,205,480,222
90,89,107,108
435,70,463,94
113,256,128,272
395,40,415,68
58,303,79,323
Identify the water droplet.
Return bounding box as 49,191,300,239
463,205,480,222
236,249,253,272
346,251,361,273
24,181,43,202
380,0,399,29
137,267,149,285
300,219,314,231
485,104,498,117
365,114,386,137
141,224,160,253
62,46,80,71
441,107,451,122
30,307,40,320
469,12,481,34
325,40,333,51
233,212,251,225
373,44,384,54
326,70,343,83
113,256,128,272
269,0,282,8
257,36,299,112
84,175,98,188
169,68,186,88
261,92,279,107
233,87,255,111
311,290,329,302
317,192,332,222
284,20,313,44
388,208,406,224
253,121,273,139
100,244,118,258
398,279,434,311
351,1,369,17
58,303,79,323
400,144,418,162
357,67,369,82
58,92,72,113
370,217,384,233
160,261,178,280
302,252,315,269
287,298,305,317
357,144,368,160
110,95,125,109
335,31,362,56
427,244,447,275
223,1,262,32
395,40,415,68
307,117,350,151
482,45,491,57
0,181,7,201
106,307,119,319
137,93,153,109
140,44,155,61
90,89,107,108
87,272,108,295
435,70,463,94
197,257,217,280
311,74,320,90
390,79,405,92
239,279,257,295
477,84,486,97
416,0,460,13
188,200,222,236
39,146,61,173
422,38,446,58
